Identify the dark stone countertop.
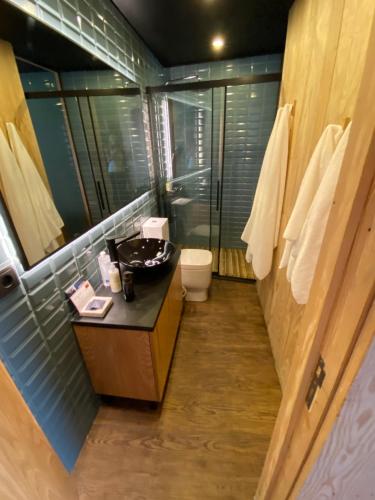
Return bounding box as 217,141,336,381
71,250,180,331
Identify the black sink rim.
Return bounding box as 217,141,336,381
117,238,176,271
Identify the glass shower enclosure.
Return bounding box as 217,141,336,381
63,92,150,224
149,74,281,279
20,61,150,243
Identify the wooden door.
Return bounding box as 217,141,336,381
0,361,77,499
292,303,375,497
256,11,375,498
263,178,375,499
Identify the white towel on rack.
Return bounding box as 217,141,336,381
241,103,293,280
6,123,64,254
279,124,344,279
0,129,45,264
290,123,352,304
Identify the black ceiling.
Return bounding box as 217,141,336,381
0,0,107,71
113,0,294,67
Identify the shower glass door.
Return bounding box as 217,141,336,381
86,95,150,213
218,81,279,278
65,94,150,222
151,77,280,279
154,88,220,272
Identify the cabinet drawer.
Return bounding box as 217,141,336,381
74,325,158,401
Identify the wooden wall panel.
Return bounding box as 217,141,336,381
325,0,375,123
257,0,375,388
0,361,77,499
267,175,375,499
256,13,375,496
0,40,50,192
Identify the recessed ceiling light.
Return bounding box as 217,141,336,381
212,36,225,51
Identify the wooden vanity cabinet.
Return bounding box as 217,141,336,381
73,265,183,402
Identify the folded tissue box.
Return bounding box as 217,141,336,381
66,277,112,318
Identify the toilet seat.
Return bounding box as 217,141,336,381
180,249,212,270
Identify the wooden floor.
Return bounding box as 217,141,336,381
73,279,281,499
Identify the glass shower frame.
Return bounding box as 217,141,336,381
24,86,149,227
147,73,282,279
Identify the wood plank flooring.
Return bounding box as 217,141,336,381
73,279,281,499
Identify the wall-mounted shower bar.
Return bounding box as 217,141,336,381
24,88,140,99
145,72,282,93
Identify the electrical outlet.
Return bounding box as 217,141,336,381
0,265,20,298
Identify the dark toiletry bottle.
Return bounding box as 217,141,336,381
123,271,135,302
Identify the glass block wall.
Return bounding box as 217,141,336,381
1,1,284,473
1,0,163,470
168,54,282,82
0,192,157,470
9,0,165,85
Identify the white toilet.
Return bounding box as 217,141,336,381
180,249,212,302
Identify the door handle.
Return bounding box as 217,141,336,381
96,180,106,211
216,179,220,211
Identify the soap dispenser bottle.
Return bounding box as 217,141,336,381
108,263,122,293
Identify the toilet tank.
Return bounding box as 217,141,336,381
142,217,170,240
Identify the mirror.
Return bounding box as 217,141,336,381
0,0,150,269
167,93,212,179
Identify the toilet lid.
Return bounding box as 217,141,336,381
180,249,212,270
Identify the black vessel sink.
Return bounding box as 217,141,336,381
117,238,176,271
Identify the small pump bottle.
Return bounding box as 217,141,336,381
109,263,122,293
98,251,110,287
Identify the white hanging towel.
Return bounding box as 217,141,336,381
279,124,344,280
0,129,45,264
241,103,293,280
290,123,352,304
6,123,64,254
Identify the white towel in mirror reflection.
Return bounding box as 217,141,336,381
0,124,64,264
0,128,45,263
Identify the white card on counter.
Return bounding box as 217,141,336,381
69,280,113,318
69,280,95,312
